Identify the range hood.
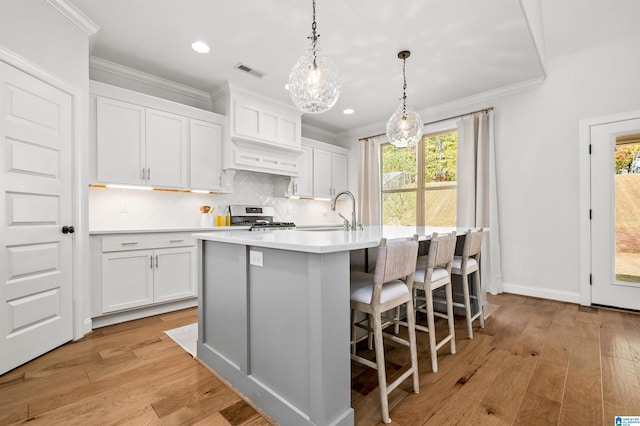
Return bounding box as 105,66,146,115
212,81,303,177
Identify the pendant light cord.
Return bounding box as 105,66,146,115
309,0,319,67
402,56,407,117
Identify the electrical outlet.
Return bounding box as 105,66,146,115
120,203,128,213
249,250,263,267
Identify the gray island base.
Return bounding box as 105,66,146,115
194,226,469,425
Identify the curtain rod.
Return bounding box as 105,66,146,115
358,106,494,141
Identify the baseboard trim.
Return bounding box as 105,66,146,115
502,283,581,304
91,298,197,329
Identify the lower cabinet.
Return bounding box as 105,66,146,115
92,233,197,322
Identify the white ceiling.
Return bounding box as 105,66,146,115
67,0,638,135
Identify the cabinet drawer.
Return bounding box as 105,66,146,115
102,233,195,252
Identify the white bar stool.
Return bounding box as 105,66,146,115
350,235,420,424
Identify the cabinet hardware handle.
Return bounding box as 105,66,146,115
169,239,184,243
121,242,139,246
155,255,159,268
148,168,151,180
142,168,146,180
150,255,153,269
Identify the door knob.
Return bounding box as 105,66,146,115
62,225,75,234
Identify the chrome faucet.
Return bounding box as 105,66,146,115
331,190,360,231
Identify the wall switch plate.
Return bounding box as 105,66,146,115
249,250,263,267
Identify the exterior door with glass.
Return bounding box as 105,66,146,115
591,117,640,310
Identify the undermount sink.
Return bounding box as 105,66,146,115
297,227,345,232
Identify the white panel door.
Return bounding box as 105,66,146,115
0,62,73,374
190,119,222,191
153,247,196,303
145,108,188,188
591,117,640,310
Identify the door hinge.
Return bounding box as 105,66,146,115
589,209,592,220
589,144,592,154
589,273,592,285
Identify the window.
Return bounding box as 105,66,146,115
381,129,458,226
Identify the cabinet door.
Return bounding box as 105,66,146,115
190,119,223,191
293,145,313,197
96,97,145,184
102,249,154,313
313,148,332,198
233,96,260,140
331,152,348,194
146,108,188,188
153,247,196,303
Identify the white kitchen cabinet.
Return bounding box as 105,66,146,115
212,82,303,176
190,119,224,191
97,233,197,315
276,145,313,197
91,81,226,191
228,88,300,149
145,108,188,188
313,148,348,199
102,249,154,312
96,96,188,188
96,97,146,185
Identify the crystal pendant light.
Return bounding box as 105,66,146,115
288,0,341,114
386,50,423,148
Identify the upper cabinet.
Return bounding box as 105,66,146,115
90,81,229,192
190,119,223,192
275,138,349,199
212,82,303,177
313,147,348,199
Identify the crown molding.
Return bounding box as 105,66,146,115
46,0,99,36
301,122,338,144
89,56,212,104
337,76,546,142
417,76,545,120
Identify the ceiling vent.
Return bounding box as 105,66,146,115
234,63,264,78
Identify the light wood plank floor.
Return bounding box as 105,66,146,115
1,293,639,425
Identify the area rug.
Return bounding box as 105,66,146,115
164,323,197,357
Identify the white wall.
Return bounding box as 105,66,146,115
493,33,640,301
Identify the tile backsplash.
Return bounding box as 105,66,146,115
89,170,348,230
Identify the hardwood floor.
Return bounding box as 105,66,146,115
1,293,639,425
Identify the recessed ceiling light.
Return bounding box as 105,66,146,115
191,41,210,53
343,108,354,115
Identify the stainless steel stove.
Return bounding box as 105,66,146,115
229,205,295,231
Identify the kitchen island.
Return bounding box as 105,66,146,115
193,226,463,426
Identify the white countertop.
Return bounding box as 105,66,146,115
193,226,471,254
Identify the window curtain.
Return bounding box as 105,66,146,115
456,111,503,295
357,136,383,225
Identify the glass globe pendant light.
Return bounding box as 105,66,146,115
386,50,423,148
288,0,341,114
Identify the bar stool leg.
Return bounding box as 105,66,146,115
405,299,420,393
461,271,474,339
372,312,390,423
425,288,439,373
445,281,456,355
474,268,485,328
351,309,357,355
